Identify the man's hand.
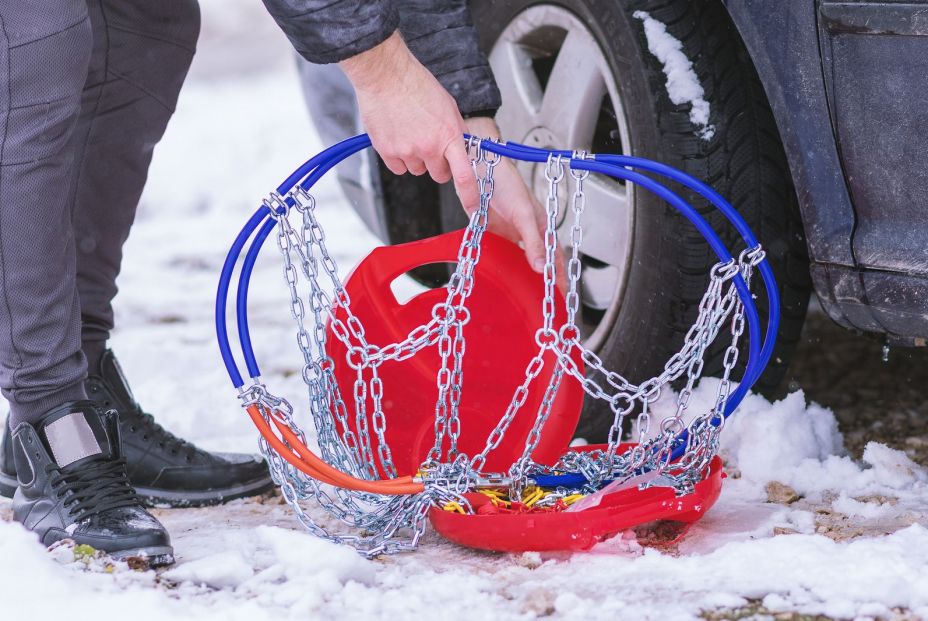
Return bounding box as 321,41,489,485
340,32,479,214
464,117,567,290
341,34,564,288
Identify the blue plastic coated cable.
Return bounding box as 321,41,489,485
218,133,772,401
223,138,765,384
231,136,374,383
216,136,374,388
237,217,277,379
216,206,271,388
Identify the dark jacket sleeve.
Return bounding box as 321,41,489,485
260,0,400,65
396,0,501,117
263,0,501,117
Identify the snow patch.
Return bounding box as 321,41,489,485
723,399,928,498
633,11,716,141
159,527,377,610
863,441,928,489
254,525,374,587
831,493,897,520
718,389,848,493
163,551,254,589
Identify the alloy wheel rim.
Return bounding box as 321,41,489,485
489,4,634,353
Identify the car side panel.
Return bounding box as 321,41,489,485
727,1,928,341
723,0,857,268
818,2,928,276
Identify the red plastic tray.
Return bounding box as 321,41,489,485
327,230,585,477
429,445,724,552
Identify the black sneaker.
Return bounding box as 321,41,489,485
86,350,274,507
10,401,173,565
1,350,274,507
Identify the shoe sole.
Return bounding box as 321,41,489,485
0,470,15,499
108,545,175,567
1,469,275,507
135,477,276,509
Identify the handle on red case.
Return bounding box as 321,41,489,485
359,229,467,304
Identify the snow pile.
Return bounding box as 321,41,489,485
162,550,254,589
720,387,928,500
720,389,846,481
831,492,898,520
633,11,716,141
163,527,374,613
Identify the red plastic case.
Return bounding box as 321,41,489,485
327,231,723,552
327,230,585,476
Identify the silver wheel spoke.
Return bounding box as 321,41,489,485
490,40,542,141
539,30,605,145
575,176,630,267
581,265,621,311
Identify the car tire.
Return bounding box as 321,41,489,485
381,0,812,441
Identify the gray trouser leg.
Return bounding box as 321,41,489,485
0,1,94,424
72,0,200,351
0,0,199,425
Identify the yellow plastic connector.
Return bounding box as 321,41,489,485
442,501,465,514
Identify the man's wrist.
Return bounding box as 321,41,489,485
339,31,410,93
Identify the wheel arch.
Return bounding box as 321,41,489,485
721,1,856,258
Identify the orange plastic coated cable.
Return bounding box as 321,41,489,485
269,415,417,489
247,405,425,495
248,405,422,493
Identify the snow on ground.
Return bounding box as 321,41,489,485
633,11,716,142
2,2,928,620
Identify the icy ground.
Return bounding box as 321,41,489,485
2,3,928,620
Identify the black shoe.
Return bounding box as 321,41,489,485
10,401,173,565
1,350,274,507
85,350,274,507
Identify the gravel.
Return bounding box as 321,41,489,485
784,305,928,465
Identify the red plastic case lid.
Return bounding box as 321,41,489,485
429,445,724,552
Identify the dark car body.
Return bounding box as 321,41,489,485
723,1,928,345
